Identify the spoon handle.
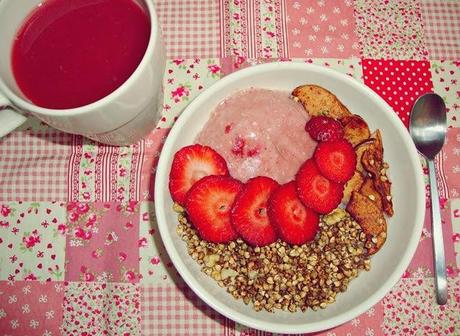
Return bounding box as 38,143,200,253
428,159,448,305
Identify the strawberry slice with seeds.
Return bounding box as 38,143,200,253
231,176,279,246
296,159,344,214
268,181,319,245
305,116,344,142
185,175,242,243
314,139,357,183
169,144,229,205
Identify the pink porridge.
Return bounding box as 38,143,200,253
195,88,317,183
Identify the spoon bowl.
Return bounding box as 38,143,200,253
410,93,447,160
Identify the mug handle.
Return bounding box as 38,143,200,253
0,93,27,138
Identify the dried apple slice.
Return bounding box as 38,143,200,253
291,84,352,119
342,170,365,204
340,114,371,146
346,191,387,255
361,130,394,216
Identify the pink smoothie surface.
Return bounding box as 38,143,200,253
195,88,317,184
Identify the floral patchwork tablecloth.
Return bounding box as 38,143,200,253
1,0,460,335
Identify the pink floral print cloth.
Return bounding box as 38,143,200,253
64,202,140,283
61,282,140,335
0,281,65,336
286,0,360,58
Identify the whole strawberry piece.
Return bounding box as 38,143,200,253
231,176,279,246
296,159,344,214
185,175,242,243
169,144,229,205
268,181,319,245
314,139,357,183
305,116,344,142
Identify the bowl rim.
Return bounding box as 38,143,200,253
154,61,425,334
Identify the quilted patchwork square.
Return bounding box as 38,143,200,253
64,202,140,282
221,0,288,59
158,58,221,128
68,137,145,202
0,281,65,336
0,131,73,202
355,0,429,60
139,202,180,284
141,284,227,335
362,59,433,127
0,202,66,281
286,0,359,58
155,0,220,58
62,282,140,336
421,1,460,60
430,60,460,128
382,276,460,335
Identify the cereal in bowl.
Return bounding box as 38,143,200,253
168,85,393,312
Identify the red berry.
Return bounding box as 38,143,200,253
305,116,344,142
169,144,229,205
314,139,357,183
231,176,279,246
296,159,344,214
268,182,319,245
185,175,242,243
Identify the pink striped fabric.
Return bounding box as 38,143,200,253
220,0,288,59
68,137,145,202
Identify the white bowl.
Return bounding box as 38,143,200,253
154,62,424,334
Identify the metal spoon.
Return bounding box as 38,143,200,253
409,92,447,305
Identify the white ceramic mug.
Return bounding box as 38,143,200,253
0,0,165,146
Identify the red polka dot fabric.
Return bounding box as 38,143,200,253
362,59,434,128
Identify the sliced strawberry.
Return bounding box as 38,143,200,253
231,176,279,246
185,175,241,243
169,144,229,205
296,159,344,214
268,181,319,245
305,116,344,142
314,139,357,183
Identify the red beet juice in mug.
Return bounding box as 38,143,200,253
12,0,150,109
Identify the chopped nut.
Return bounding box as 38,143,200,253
289,249,299,257
221,268,238,280
278,246,286,256
204,254,219,268
248,271,259,280
323,208,347,224
211,270,221,281
173,202,184,213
